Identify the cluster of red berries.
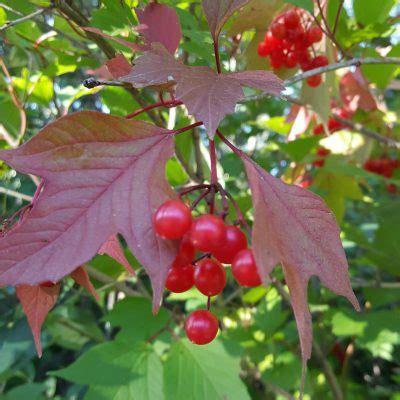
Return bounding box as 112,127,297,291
257,9,327,87
313,109,351,135
313,147,330,168
363,158,399,193
153,199,261,345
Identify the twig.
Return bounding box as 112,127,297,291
333,116,400,149
313,341,344,400
0,7,47,32
332,0,344,37
86,266,141,297
284,57,400,86
273,279,344,400
0,187,32,202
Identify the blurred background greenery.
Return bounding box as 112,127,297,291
0,0,399,399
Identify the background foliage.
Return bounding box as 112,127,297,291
0,0,399,399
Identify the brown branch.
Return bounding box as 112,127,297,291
284,57,400,86
272,279,345,400
332,0,344,37
0,7,47,32
332,116,400,149
86,266,141,297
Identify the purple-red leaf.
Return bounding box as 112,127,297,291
0,111,177,312
105,54,133,79
227,70,284,96
16,283,61,357
135,3,182,54
121,43,183,89
202,0,250,41
122,44,283,138
98,234,135,275
340,70,377,112
71,266,99,300
242,156,360,363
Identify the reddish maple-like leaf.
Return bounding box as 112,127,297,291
105,54,132,79
98,234,135,275
122,44,284,137
16,283,61,357
340,70,377,112
135,3,182,54
242,156,360,364
202,0,250,40
70,266,99,300
0,111,178,311
122,43,183,89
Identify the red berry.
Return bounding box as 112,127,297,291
313,124,324,135
312,55,329,68
387,183,397,194
213,225,247,264
284,52,298,68
40,281,56,288
307,74,322,87
270,58,284,69
165,264,194,293
231,249,261,288
316,147,330,157
336,108,351,119
284,10,300,29
190,214,226,253
257,42,269,57
299,179,313,188
264,32,282,51
306,26,323,44
270,22,287,39
154,200,192,239
328,118,342,132
194,258,226,296
185,310,219,345
173,234,196,268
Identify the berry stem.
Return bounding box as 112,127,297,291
207,296,211,311
174,121,203,135
209,139,218,214
213,40,222,74
217,184,251,235
190,188,211,211
216,130,243,157
179,184,211,198
126,99,183,119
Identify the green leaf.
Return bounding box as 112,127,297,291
1,383,45,400
278,136,321,162
104,297,170,341
0,7,7,26
301,77,330,124
284,0,314,13
53,341,163,400
255,288,288,337
46,305,104,350
314,171,363,222
331,310,400,360
367,200,400,276
164,339,250,400
353,0,396,26
362,46,400,90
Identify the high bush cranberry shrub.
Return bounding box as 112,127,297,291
0,0,368,393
